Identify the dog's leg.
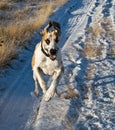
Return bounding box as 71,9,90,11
33,71,39,96
44,69,62,101
33,67,47,94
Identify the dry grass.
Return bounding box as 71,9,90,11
0,0,67,68
53,0,68,6
83,44,105,59
0,41,18,67
33,4,53,30
0,2,10,10
62,118,73,130
83,18,115,60
101,18,115,41
86,64,95,80
108,43,115,56
83,44,97,58
60,86,79,99
89,24,103,37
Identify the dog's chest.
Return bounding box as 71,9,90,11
39,59,61,76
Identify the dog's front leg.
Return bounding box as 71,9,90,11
44,69,62,101
33,67,47,95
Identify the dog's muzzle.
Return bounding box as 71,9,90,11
49,48,58,61
41,43,59,61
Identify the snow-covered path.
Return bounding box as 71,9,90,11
0,0,115,130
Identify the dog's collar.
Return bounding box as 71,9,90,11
41,42,50,57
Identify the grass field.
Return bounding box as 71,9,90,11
0,0,67,67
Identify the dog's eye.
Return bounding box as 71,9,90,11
45,39,50,45
55,38,59,43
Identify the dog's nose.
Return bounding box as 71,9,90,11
50,49,57,55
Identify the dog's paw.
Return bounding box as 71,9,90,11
30,91,39,97
34,91,39,97
30,91,38,98
44,89,55,101
42,89,47,94
54,91,59,97
33,89,39,97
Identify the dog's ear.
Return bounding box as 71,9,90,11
51,21,61,35
40,21,51,35
43,21,53,32
48,21,53,28
47,21,61,31
52,21,61,30
40,30,44,36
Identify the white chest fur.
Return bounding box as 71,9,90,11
34,43,62,76
39,57,62,76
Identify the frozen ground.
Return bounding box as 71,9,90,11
0,0,115,130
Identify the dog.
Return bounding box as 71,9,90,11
31,21,64,101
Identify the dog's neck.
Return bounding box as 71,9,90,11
41,42,50,57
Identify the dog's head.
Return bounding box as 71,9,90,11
40,21,61,60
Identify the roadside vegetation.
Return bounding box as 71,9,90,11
83,18,115,60
0,0,67,67
83,17,115,85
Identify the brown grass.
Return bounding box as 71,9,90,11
101,18,115,41
4,22,34,42
60,86,79,99
108,43,115,56
83,44,106,60
33,4,53,30
0,41,18,67
83,18,114,60
0,0,68,68
90,24,103,37
83,44,97,58
0,2,10,10
86,64,95,80
54,0,68,6
62,118,73,130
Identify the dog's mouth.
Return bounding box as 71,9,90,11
50,54,56,61
49,48,58,61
